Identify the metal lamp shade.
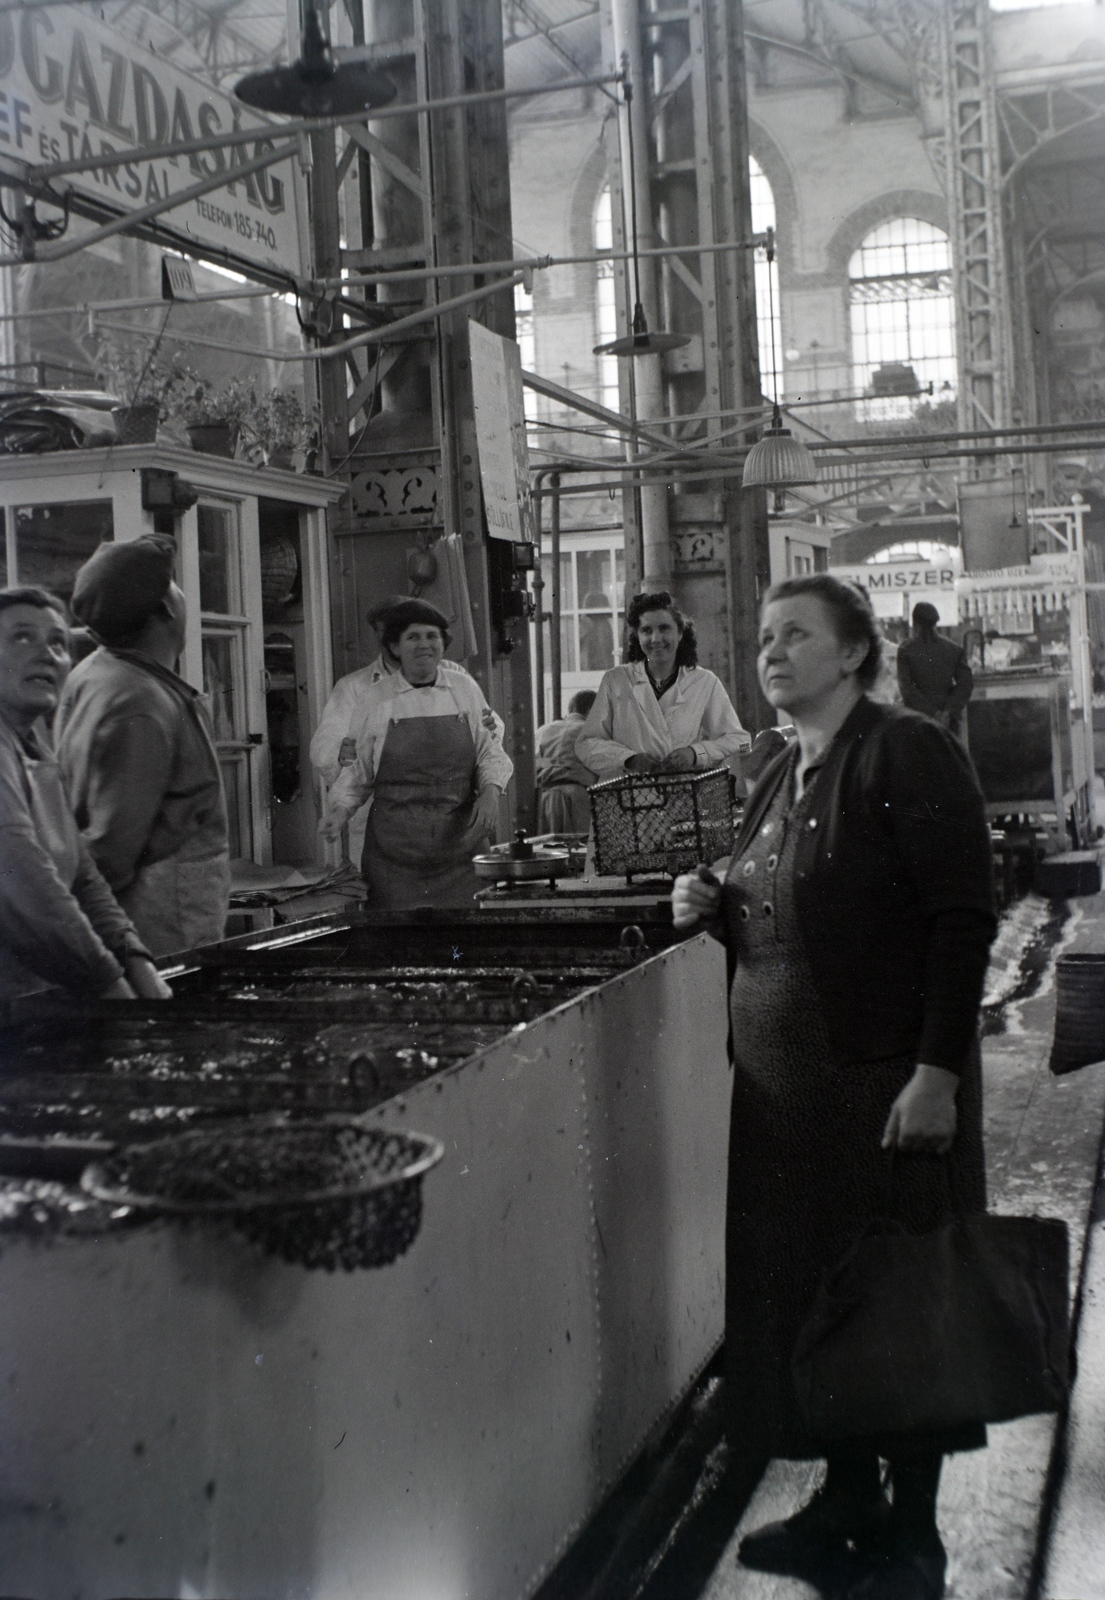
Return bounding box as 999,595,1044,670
235,61,396,117
741,423,817,489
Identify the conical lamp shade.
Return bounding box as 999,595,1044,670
235,60,396,116
593,300,690,358
742,416,817,489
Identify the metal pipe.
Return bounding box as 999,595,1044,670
532,476,545,727
22,75,624,184
550,472,562,721
522,367,673,450
0,284,284,323
0,141,297,269
100,273,523,364
0,238,775,325
333,235,771,287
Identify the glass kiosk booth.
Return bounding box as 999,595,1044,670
0,442,346,871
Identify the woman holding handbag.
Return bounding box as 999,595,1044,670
672,574,997,1600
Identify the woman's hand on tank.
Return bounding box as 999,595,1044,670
658,747,696,774
337,736,358,767
672,864,722,930
881,1063,959,1154
625,752,661,775
125,956,173,1000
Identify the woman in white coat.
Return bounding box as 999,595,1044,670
576,591,748,779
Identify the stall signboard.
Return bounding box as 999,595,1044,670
830,560,959,624
468,318,534,543
0,6,302,278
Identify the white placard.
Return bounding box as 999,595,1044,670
0,6,302,278
830,561,959,624
468,318,533,543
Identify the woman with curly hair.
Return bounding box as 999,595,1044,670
576,590,747,778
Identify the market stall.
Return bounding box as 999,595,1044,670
958,503,1098,848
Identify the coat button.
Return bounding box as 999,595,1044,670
766,853,778,872
762,901,774,917
761,822,774,836
739,904,751,922
743,859,756,876
808,817,818,829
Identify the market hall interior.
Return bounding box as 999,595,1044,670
2,0,1105,1596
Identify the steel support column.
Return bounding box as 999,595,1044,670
943,0,1013,440
610,0,671,585
318,0,535,830
615,0,771,725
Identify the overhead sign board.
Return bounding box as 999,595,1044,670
468,318,534,544
0,6,302,278
830,561,959,624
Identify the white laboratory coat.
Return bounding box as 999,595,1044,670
576,662,748,779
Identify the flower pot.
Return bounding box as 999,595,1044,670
187,421,239,457
267,447,295,470
112,403,159,444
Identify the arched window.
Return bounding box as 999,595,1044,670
749,155,782,397
849,218,957,418
593,185,620,413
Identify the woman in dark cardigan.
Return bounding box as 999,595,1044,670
673,575,996,1600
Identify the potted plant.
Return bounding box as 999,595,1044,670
174,373,256,457
94,342,187,445
245,388,318,470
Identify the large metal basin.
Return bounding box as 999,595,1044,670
0,907,731,1600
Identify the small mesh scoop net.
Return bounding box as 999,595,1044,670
82,1116,444,1271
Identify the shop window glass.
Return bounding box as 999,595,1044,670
202,632,245,743
539,538,627,717
12,501,112,604
198,504,242,616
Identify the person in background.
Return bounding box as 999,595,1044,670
577,590,748,778
0,586,171,1006
535,689,597,835
56,537,230,957
896,602,973,737
673,575,995,1600
310,594,505,790
321,599,513,909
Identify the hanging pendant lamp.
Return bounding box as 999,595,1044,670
742,401,817,488
741,232,817,491
235,2,396,118
593,83,689,360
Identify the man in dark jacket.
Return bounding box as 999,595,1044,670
896,601,974,737
56,537,230,956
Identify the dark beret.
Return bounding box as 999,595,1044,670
376,598,451,645
71,536,176,643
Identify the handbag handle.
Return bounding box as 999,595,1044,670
881,1145,959,1224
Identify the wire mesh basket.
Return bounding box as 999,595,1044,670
590,766,734,880
81,1115,444,1272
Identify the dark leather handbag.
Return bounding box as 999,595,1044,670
792,1210,1071,1441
